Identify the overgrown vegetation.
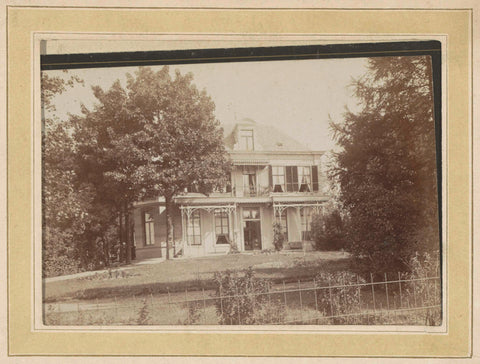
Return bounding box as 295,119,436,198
310,210,347,251
329,56,440,272
315,271,366,324
212,268,285,324
42,67,231,276
272,221,285,251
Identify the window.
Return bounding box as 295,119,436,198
272,166,285,192
187,210,201,245
215,210,230,244
300,208,312,240
285,166,298,192
143,210,155,246
242,166,257,196
298,166,312,192
239,129,254,151
243,207,260,220
279,209,288,241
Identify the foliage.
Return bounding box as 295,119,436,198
42,72,87,277
213,268,272,325
401,250,441,326
136,298,151,325
315,271,366,324
124,67,231,259
329,56,440,272
310,210,347,251
272,221,285,251
43,65,231,276
182,301,203,325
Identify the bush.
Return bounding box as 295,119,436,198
212,268,284,324
311,210,347,251
401,251,441,326
314,271,366,324
272,222,285,251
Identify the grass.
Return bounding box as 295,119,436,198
44,251,351,302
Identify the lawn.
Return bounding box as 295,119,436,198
43,251,352,302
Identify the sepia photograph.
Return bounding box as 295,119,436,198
40,41,442,327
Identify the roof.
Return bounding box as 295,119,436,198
222,118,310,152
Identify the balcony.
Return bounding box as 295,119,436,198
235,184,270,198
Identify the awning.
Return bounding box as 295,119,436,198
231,160,269,165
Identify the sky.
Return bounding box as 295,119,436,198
46,57,368,151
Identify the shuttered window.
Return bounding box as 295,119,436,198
286,166,298,192
312,165,319,192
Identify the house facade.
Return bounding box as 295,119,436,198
133,118,329,260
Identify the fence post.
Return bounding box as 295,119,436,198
114,296,118,316
356,274,361,312
185,289,189,324
313,279,319,324
425,274,431,305
413,279,417,308
283,280,288,310
236,286,241,325
219,285,224,320
328,277,334,318
202,288,207,324
298,280,303,323
398,272,403,308
370,273,376,314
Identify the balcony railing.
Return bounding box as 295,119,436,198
193,184,323,198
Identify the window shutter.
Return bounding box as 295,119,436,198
226,172,232,193
312,165,319,191
292,166,299,191
286,166,293,192
268,165,273,189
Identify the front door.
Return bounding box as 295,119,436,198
243,207,262,250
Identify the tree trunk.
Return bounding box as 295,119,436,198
129,207,135,261
165,195,174,260
125,201,132,265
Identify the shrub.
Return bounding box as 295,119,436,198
136,298,150,325
272,222,285,251
401,251,441,326
182,301,202,325
213,268,277,324
311,210,347,251
314,271,366,324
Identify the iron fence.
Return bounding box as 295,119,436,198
44,273,441,326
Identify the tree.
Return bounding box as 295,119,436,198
329,56,439,272
310,209,347,251
72,79,156,265
126,66,231,259
72,66,230,263
42,71,88,276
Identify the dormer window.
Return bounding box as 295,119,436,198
239,129,254,151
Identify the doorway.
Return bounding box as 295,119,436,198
242,207,262,251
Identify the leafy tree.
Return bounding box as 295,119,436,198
72,66,230,262
42,71,88,276
72,78,157,265
126,66,231,259
329,56,439,272
310,209,347,251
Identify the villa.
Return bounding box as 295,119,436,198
133,118,329,259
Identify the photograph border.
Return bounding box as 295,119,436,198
6,7,472,357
